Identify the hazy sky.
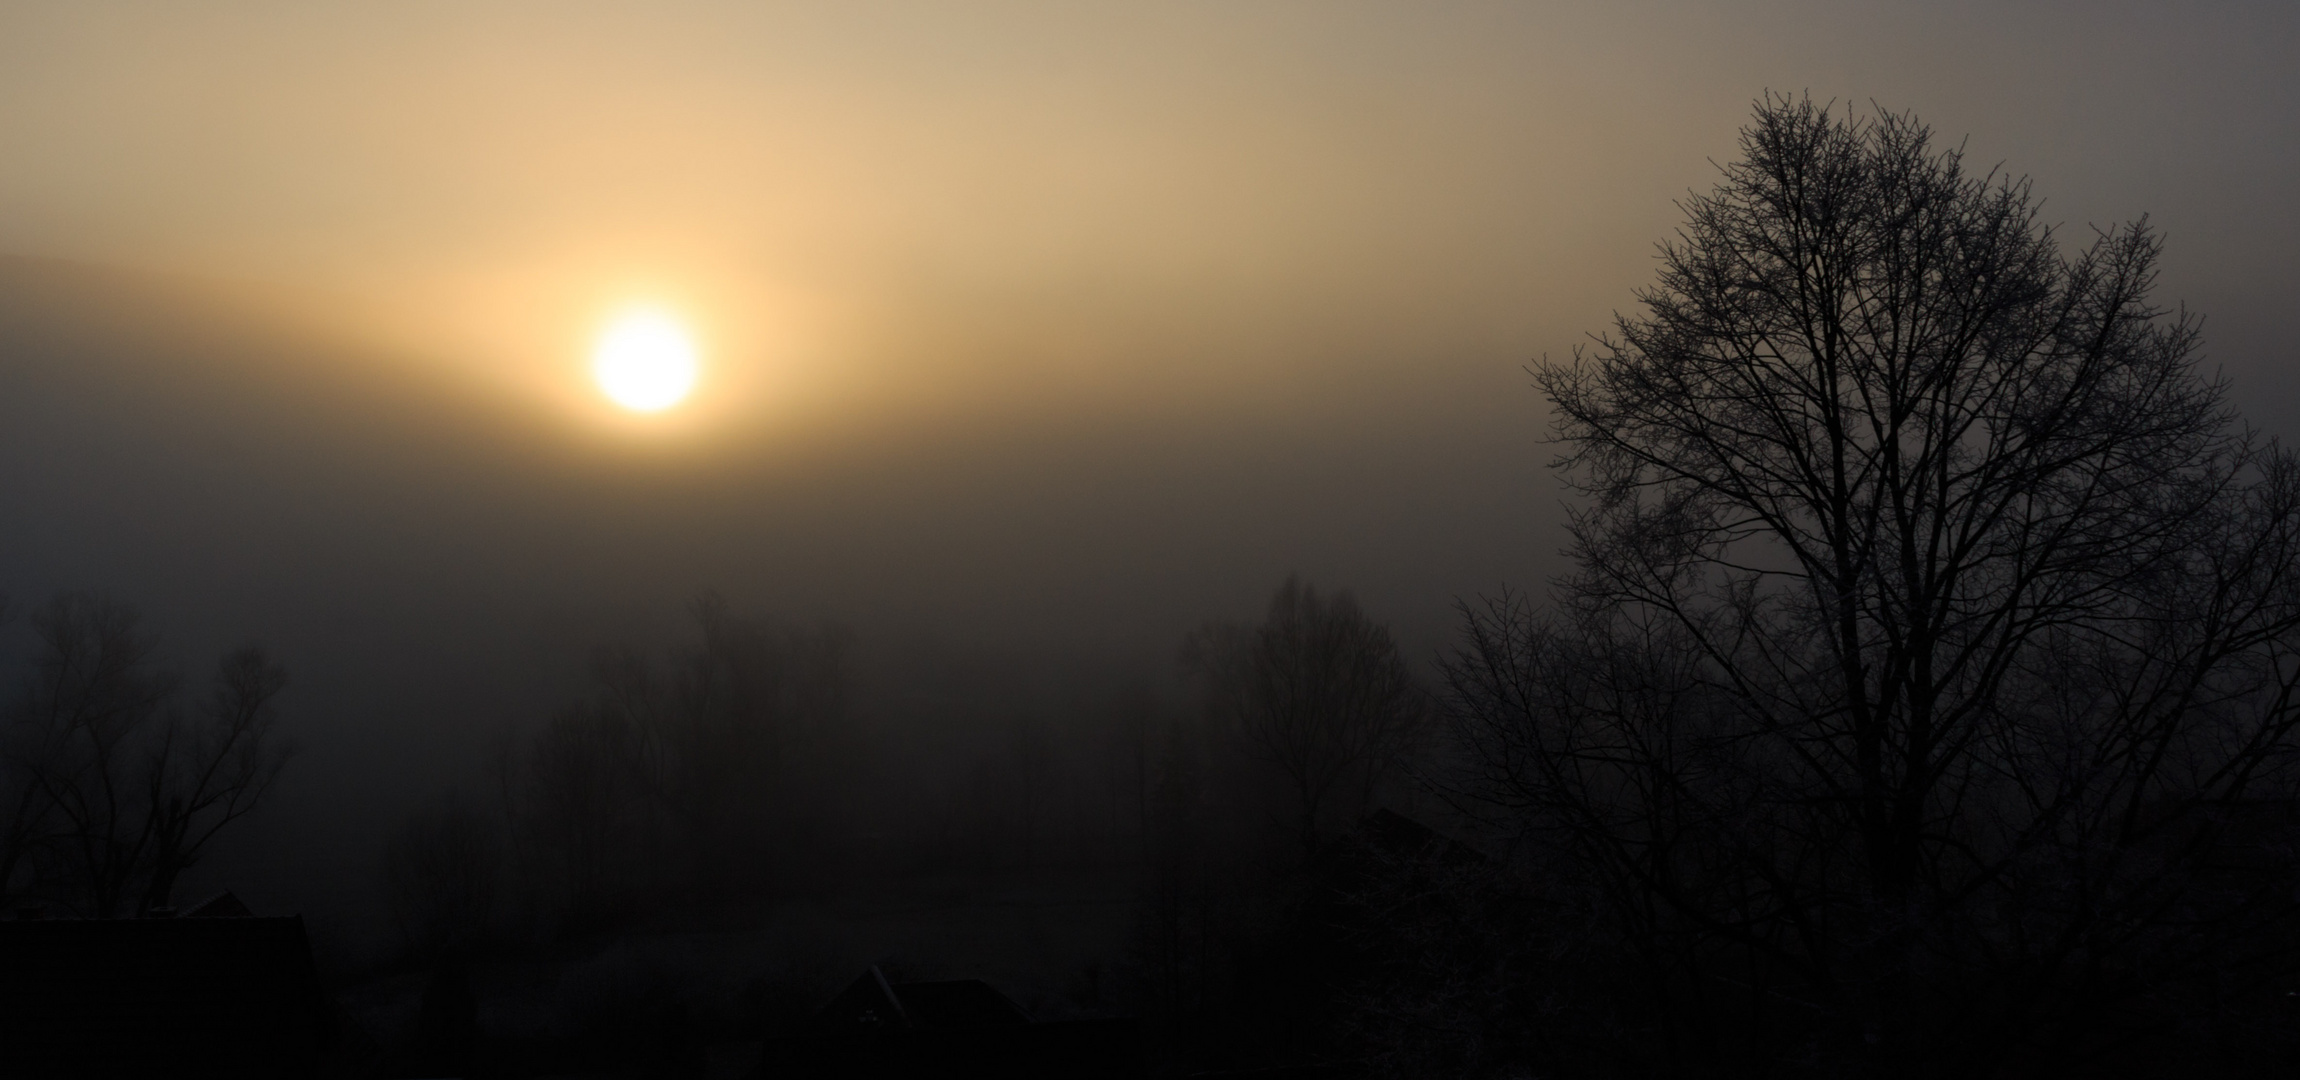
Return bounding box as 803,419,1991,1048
1,1,2297,878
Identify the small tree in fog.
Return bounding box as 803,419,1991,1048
1188,577,1424,855
3,593,292,917
523,705,642,928
647,594,849,883
500,594,850,929
1448,96,2300,1072
383,795,502,958
599,594,850,896
0,595,31,901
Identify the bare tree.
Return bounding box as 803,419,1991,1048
1189,577,1426,856
504,594,851,928
651,593,849,889
383,794,503,959
1447,96,2300,1073
134,646,293,915
523,704,643,929
5,594,292,917
595,594,849,896
0,595,40,905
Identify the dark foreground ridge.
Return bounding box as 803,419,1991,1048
0,894,348,1078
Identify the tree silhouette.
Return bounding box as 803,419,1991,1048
496,594,850,930
1189,577,1424,857
382,794,503,959
3,594,292,917
1447,96,2300,1073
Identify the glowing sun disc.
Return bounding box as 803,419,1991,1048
592,308,699,412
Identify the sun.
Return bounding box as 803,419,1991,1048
591,307,699,412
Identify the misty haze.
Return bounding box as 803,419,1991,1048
2,4,2298,1079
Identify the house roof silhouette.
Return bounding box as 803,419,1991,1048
759,965,1139,1079
0,908,342,1078
813,965,1032,1031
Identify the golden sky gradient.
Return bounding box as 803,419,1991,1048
23,3,2246,440
0,0,2294,644
1,1,2294,886
7,3,2294,440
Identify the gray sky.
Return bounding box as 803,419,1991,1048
1,1,2296,898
